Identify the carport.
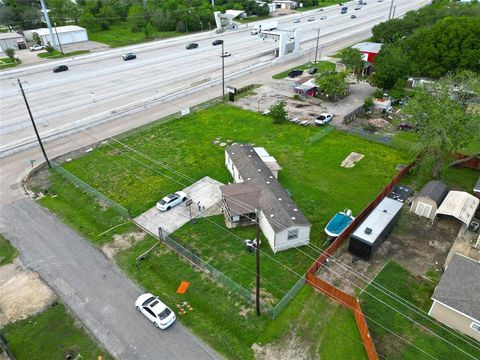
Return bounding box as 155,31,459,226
434,191,479,226
133,176,224,237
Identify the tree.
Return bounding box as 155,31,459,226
5,48,16,63
45,42,55,53
127,4,146,32
389,79,407,101
270,100,287,124
32,32,41,45
403,80,480,177
373,44,412,89
339,47,364,76
315,71,348,101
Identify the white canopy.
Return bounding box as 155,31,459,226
435,191,479,225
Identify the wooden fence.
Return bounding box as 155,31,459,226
306,163,414,360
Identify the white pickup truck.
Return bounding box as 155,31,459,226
251,21,278,35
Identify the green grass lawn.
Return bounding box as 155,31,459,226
0,57,18,69
88,24,184,47
38,50,90,59
272,60,336,79
1,302,112,360
0,234,18,265
360,261,480,360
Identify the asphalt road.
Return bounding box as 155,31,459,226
0,0,428,156
0,198,222,360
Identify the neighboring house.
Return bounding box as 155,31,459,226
0,32,26,52
410,181,448,221
429,253,480,342
434,191,480,227
24,26,88,46
223,144,311,253
351,42,382,75
272,0,297,9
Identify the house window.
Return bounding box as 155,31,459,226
287,228,299,241
471,322,480,333
232,215,240,222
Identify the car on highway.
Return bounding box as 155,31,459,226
156,191,187,211
318,8,324,11
186,42,198,50
135,293,176,330
30,44,45,51
212,39,223,46
122,52,136,61
288,69,303,78
53,65,69,73
320,15,327,20
314,113,333,125
293,18,300,23
351,14,357,19
308,16,315,21
355,6,362,10
221,51,231,57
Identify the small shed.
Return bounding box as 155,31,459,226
435,191,480,226
220,183,259,228
410,181,448,220
348,197,403,260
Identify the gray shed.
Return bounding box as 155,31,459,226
410,181,448,220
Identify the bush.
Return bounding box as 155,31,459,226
270,100,287,124
32,32,41,45
364,96,374,110
5,48,15,62
45,42,55,53
373,88,384,98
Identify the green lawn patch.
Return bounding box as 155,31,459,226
0,57,19,69
88,24,184,47
0,234,18,265
360,261,480,360
272,60,335,79
38,50,90,59
1,302,112,360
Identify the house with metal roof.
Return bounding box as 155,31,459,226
429,253,480,341
410,181,448,220
223,144,311,252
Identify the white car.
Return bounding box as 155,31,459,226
308,17,315,22
293,18,300,23
355,6,362,10
314,113,333,125
156,191,187,211
30,44,45,51
221,51,231,58
320,15,327,20
135,293,176,329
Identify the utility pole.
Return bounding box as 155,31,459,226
255,209,261,316
388,0,394,20
221,41,225,99
392,5,396,19
17,79,51,169
39,0,58,49
314,28,320,64
54,23,64,54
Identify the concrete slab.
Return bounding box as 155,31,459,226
133,176,224,236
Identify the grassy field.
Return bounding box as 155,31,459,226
38,50,90,59
1,302,112,360
360,261,480,360
88,24,184,47
0,234,17,265
272,60,335,79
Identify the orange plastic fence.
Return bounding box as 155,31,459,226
306,163,413,360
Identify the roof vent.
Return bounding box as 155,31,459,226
231,152,235,155
269,176,273,179
247,178,251,181
248,155,252,157
291,216,296,220
270,214,275,218
293,208,298,212
365,227,372,234
258,169,261,172
278,198,282,201
383,209,387,213
266,181,270,184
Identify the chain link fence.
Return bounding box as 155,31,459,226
52,164,130,220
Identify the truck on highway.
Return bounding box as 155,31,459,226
251,21,278,35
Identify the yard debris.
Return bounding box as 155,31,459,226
341,152,364,168
176,301,193,315
368,118,390,128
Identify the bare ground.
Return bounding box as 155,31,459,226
0,258,55,326
102,231,146,260
253,332,312,360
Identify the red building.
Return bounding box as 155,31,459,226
352,42,382,75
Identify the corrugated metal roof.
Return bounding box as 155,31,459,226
435,191,479,225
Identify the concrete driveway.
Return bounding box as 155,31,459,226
134,176,224,237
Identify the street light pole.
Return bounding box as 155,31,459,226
17,78,51,169
221,41,225,99
54,23,64,54
314,28,320,64
388,0,394,20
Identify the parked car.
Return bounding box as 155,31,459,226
53,65,68,73
30,44,45,51
122,52,136,61
221,51,231,58
308,16,315,21
314,113,333,125
186,42,198,50
351,14,357,18
288,69,303,78
156,191,188,211
293,18,300,23
135,293,176,330
320,15,327,20
212,39,223,46
308,67,318,74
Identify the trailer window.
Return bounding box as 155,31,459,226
287,229,298,241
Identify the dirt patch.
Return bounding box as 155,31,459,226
0,258,55,326
253,332,312,360
102,231,146,260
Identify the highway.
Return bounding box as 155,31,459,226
0,0,428,157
